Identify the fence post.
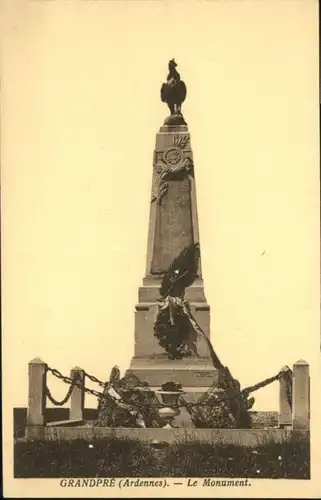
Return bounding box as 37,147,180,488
70,366,85,421
278,366,292,428
26,357,47,438
292,359,310,430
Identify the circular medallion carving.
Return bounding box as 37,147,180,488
164,147,183,166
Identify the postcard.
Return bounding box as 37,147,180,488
1,0,320,497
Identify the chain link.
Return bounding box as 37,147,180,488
84,371,106,388
47,366,74,384
81,386,104,399
45,369,80,406
241,372,282,397
45,384,74,406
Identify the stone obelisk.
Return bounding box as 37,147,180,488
126,60,221,401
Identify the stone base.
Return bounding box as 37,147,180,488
134,280,211,359
25,426,304,446
163,113,187,126
139,278,206,303
126,355,222,389
125,356,224,428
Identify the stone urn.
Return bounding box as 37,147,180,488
156,390,185,429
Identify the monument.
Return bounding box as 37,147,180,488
126,59,224,403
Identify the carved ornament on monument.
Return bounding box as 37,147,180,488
151,134,193,203
151,156,194,204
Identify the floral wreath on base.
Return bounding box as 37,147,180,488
154,298,196,360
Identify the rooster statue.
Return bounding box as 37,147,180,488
160,59,187,125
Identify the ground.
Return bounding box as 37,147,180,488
14,435,309,479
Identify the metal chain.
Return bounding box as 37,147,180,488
47,366,74,385
45,370,80,407
46,366,102,406
45,365,291,409
84,371,106,388
90,368,286,409
179,369,286,409
45,384,74,406
81,386,104,399
241,372,282,397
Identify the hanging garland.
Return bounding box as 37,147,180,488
154,243,200,359
153,242,255,428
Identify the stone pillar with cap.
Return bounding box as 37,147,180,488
26,357,47,439
27,357,47,426
292,359,310,430
278,366,292,428
70,366,85,421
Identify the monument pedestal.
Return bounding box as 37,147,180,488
127,356,222,397
126,122,221,399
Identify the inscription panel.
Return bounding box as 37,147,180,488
151,178,193,274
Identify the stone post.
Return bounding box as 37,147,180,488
292,359,310,430
26,358,47,437
278,366,292,428
70,366,85,421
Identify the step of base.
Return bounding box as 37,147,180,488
126,357,222,388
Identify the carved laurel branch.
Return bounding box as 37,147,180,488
151,156,194,204
172,135,189,149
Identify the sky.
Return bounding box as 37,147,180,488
1,0,319,418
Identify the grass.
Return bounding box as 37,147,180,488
162,437,309,478
14,435,310,479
